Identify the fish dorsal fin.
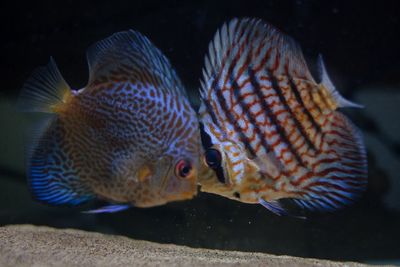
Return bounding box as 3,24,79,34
201,17,314,98
86,30,186,96
317,54,363,109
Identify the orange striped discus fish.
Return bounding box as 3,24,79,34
18,30,200,212
198,18,367,216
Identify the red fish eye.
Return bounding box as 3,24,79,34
175,159,192,178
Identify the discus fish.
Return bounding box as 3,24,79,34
198,18,367,216
18,30,200,212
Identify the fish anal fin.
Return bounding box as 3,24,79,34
290,111,367,213
17,57,72,113
28,119,94,206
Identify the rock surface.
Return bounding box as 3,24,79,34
0,224,369,267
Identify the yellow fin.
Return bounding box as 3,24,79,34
17,57,72,113
50,90,73,113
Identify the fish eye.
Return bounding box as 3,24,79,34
175,159,192,178
204,148,222,169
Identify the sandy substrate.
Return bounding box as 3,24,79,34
0,224,370,267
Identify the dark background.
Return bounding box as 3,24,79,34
0,0,399,264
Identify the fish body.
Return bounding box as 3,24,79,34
18,30,200,209
198,18,367,215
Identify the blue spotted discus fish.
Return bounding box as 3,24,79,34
198,18,367,216
17,30,200,212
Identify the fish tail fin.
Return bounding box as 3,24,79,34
17,57,72,113
317,54,363,109
292,112,367,212
28,118,94,206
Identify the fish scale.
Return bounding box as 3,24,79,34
199,18,367,215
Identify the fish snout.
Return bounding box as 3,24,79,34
165,159,198,200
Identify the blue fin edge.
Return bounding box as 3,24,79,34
82,204,131,214
259,198,306,219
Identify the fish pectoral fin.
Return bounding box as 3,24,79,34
137,164,153,182
253,152,284,179
82,204,130,214
17,57,72,113
259,198,288,216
